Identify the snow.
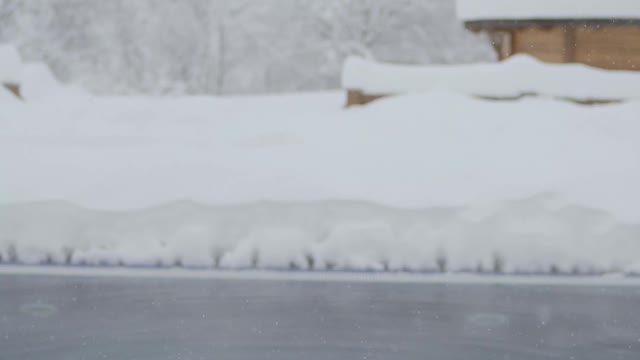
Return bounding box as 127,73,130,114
1,91,640,273
0,44,21,102
20,63,89,102
342,55,640,101
1,198,640,273
0,44,22,84
3,266,640,286
456,0,640,21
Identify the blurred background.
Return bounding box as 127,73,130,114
0,0,495,95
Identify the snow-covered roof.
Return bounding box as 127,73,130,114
457,0,640,22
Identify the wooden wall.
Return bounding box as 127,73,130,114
574,25,640,70
504,24,640,70
511,26,568,63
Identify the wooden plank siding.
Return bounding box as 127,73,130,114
574,25,640,70
472,22,640,71
511,26,569,63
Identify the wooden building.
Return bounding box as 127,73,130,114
457,0,640,70
344,1,640,106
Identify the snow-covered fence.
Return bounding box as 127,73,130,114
342,55,640,106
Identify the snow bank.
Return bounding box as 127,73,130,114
1,197,639,274
342,55,640,101
20,63,89,102
1,92,640,273
456,0,640,21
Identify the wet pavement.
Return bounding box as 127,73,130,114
1,273,640,360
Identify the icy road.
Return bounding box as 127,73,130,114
1,272,640,360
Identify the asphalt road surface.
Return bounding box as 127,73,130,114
1,273,640,360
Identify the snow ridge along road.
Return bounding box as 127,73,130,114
2,91,640,274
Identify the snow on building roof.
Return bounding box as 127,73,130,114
456,0,640,22
342,55,640,101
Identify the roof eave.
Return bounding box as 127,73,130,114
464,18,640,30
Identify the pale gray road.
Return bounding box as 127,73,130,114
1,274,640,360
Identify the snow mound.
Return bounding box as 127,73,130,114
1,92,640,220
1,197,639,274
1,91,640,274
456,0,640,21
20,63,90,102
0,44,22,84
342,55,640,101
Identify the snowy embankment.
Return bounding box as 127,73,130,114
2,197,640,274
342,55,640,102
2,88,640,274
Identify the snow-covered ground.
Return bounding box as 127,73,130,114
2,42,640,274
343,55,640,101
1,89,640,273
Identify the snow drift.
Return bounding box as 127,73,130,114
1,91,640,274
342,55,640,101
1,196,640,274
19,63,89,102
